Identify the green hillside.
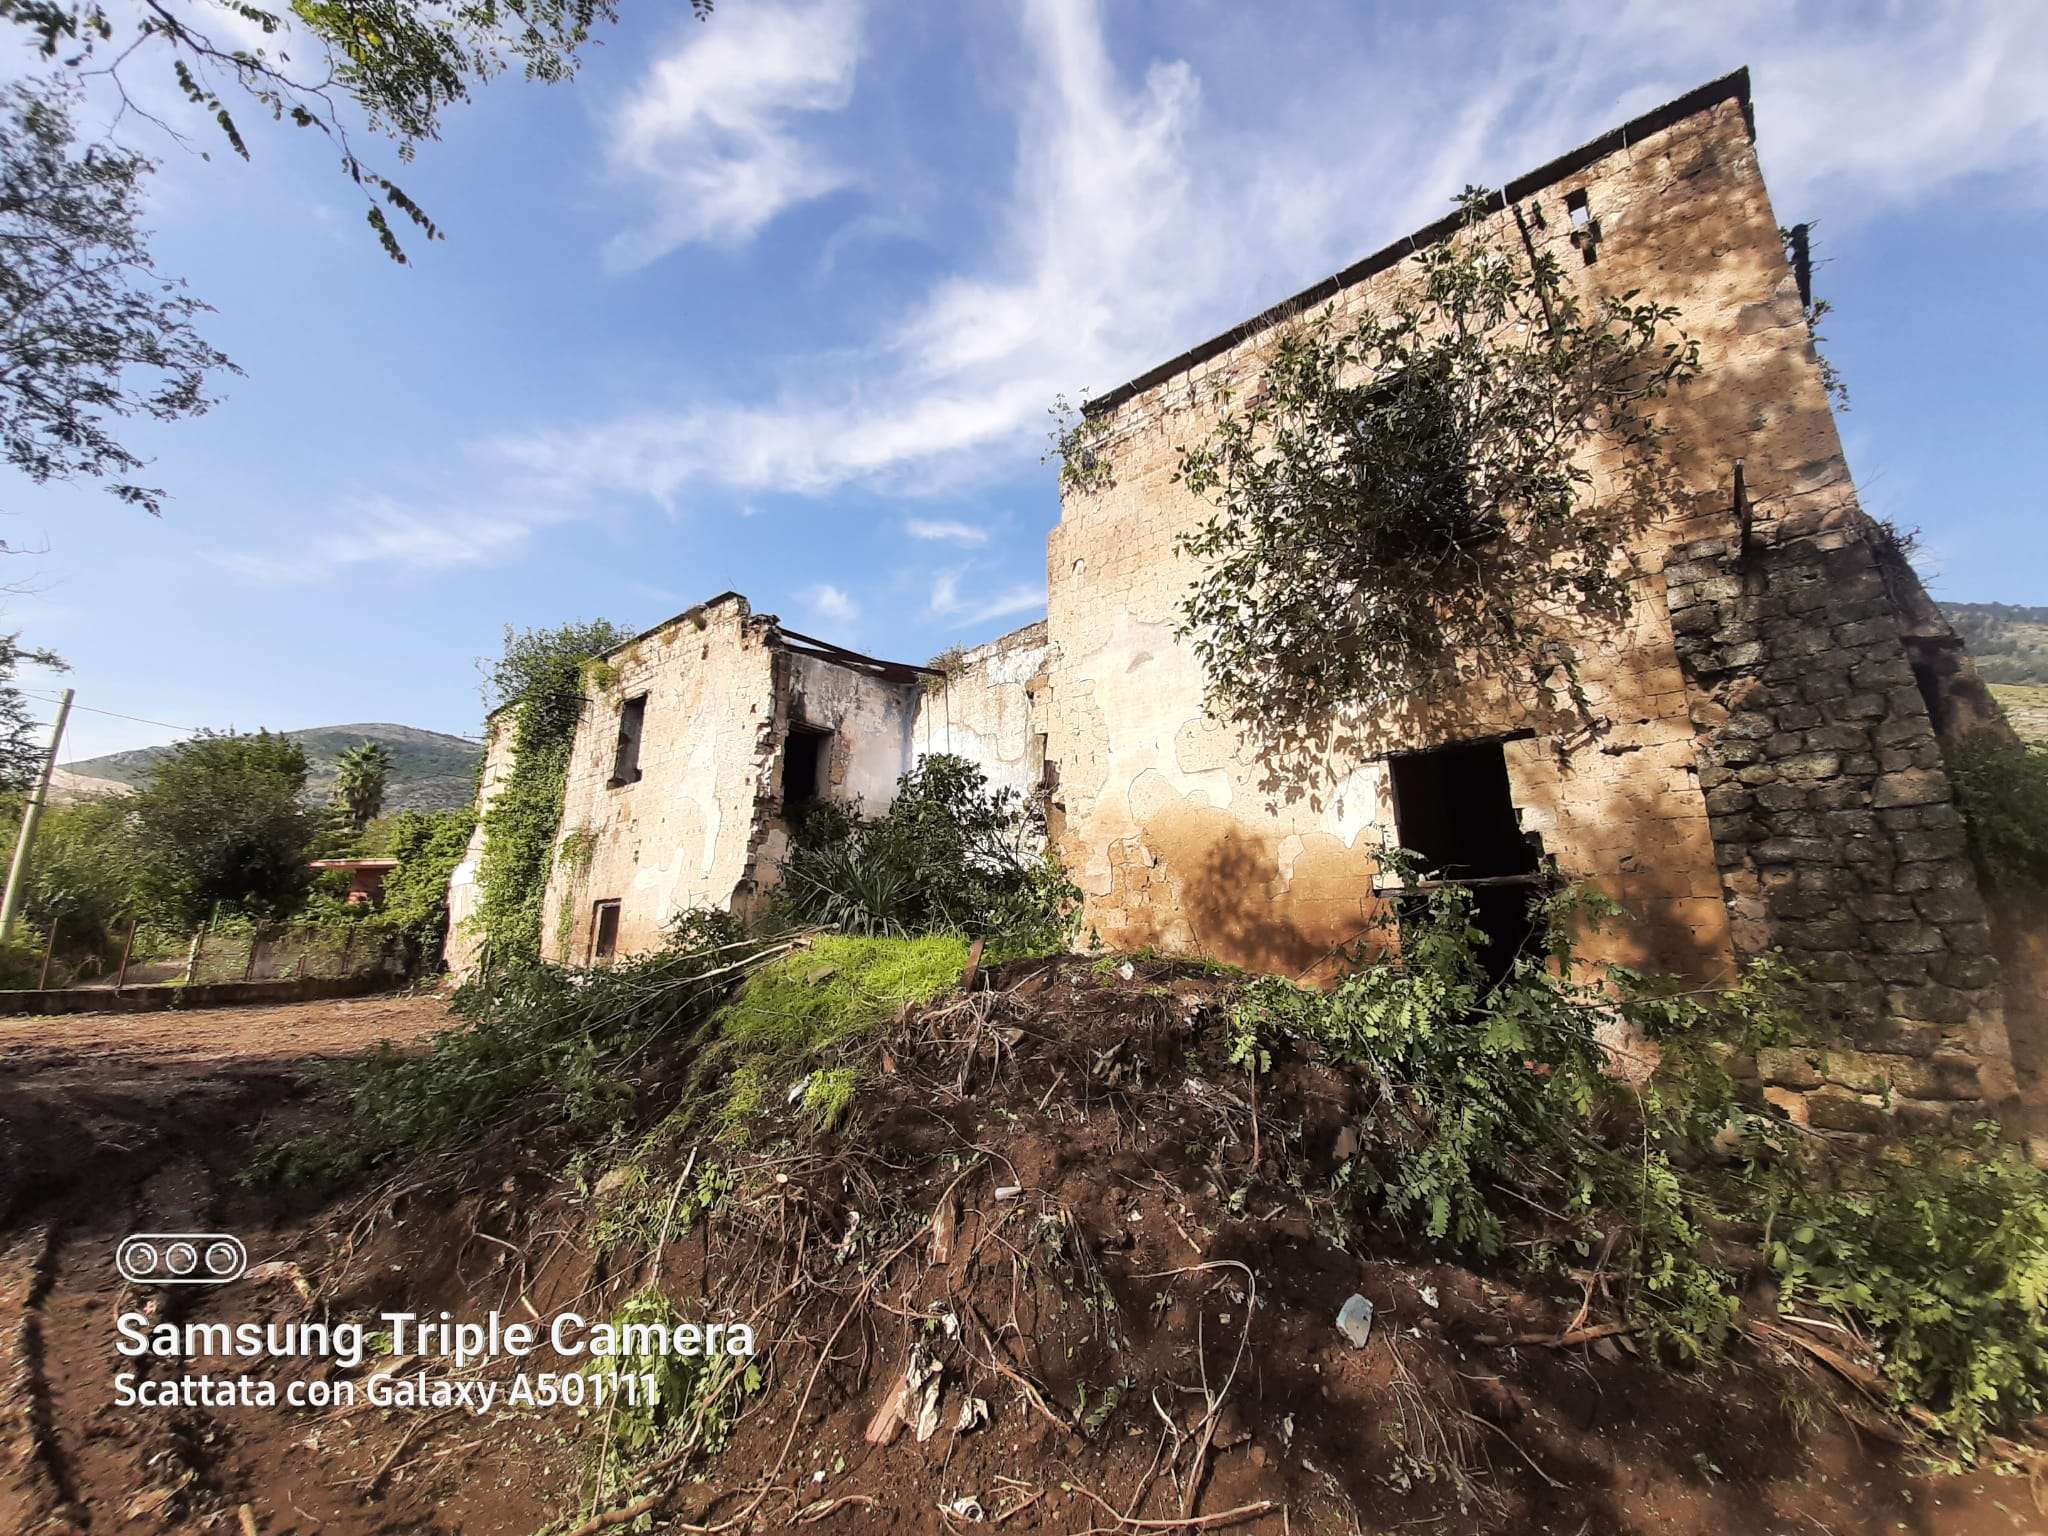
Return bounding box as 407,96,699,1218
66,723,481,813
1944,602,2048,685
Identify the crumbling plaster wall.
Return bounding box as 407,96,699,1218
1046,82,2011,1119
540,597,782,964
744,651,925,895
911,622,1053,804
441,707,518,978
1042,98,1761,981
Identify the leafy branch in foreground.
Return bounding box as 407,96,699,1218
1235,872,2048,1452
7,0,713,262
1162,187,1699,766
0,78,237,515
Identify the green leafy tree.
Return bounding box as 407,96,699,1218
0,80,237,515
8,0,714,263
20,793,141,967
127,729,314,925
3,2,713,516
376,805,475,957
0,631,66,790
1093,188,1699,780
472,619,629,964
332,740,394,827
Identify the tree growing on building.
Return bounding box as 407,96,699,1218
1141,188,1700,776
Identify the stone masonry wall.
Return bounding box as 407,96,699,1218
1041,90,1783,982
1042,73,2014,1116
1669,525,2014,1128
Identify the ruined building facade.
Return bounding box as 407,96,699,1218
446,71,2019,1130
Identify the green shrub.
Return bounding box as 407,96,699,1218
776,753,1079,957
1230,874,1804,1356
1762,1129,2048,1454
342,921,789,1150
1947,731,2048,895
375,807,476,960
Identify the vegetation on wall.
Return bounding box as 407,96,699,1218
1946,731,2048,897
468,620,629,968
1059,188,1699,771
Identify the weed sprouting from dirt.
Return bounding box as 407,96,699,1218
580,1289,762,1515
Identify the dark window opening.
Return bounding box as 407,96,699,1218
1389,738,1545,988
782,724,831,809
611,695,647,786
1566,188,1600,264
590,900,622,964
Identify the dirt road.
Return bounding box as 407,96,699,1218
0,995,451,1533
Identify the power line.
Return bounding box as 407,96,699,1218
19,691,195,735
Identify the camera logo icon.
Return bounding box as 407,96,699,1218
117,1233,247,1285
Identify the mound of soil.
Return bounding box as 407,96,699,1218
0,969,2036,1535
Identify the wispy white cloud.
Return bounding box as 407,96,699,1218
804,582,860,622
209,496,560,584
602,0,864,269
904,518,989,546
929,566,1045,627
493,0,2048,527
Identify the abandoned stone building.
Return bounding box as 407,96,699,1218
446,69,2026,1131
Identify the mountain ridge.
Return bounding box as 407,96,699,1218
64,722,482,813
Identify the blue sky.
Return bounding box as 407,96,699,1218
5,0,2045,763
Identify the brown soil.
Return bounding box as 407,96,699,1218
0,972,2040,1536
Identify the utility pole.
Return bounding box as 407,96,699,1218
0,687,73,944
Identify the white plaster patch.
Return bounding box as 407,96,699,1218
1325,766,1381,848
1275,833,1305,882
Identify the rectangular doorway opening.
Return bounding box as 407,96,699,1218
1389,737,1543,987
782,723,832,809
590,900,622,964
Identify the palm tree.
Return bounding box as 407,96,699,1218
332,742,394,828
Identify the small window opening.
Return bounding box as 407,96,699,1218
1565,189,1600,264
782,723,831,809
611,695,647,786
1389,738,1544,988
590,900,622,964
